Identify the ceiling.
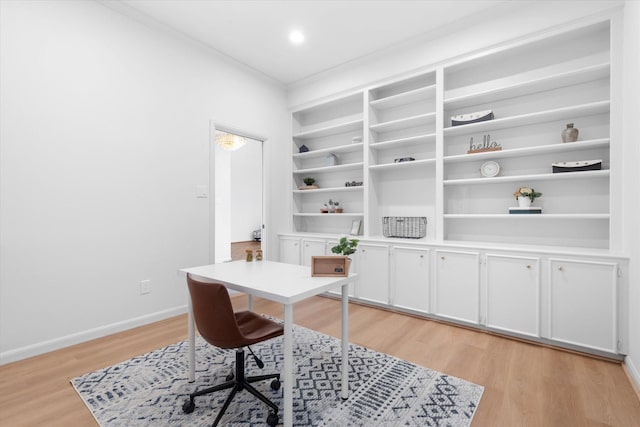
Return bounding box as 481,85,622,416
115,0,518,85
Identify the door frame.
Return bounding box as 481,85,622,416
209,121,267,264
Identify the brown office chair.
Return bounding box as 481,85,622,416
182,274,283,427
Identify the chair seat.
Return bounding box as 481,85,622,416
235,311,284,346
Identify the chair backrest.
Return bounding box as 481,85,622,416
186,274,245,349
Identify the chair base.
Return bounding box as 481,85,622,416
182,349,280,427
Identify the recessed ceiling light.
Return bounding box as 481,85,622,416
289,30,304,44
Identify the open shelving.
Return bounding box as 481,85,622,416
444,138,609,163
444,213,609,219
444,169,609,185
289,19,614,249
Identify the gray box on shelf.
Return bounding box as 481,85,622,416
382,216,427,238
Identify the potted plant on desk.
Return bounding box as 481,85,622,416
331,237,359,275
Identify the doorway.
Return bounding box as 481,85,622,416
211,124,265,263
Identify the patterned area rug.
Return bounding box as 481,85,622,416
72,323,483,426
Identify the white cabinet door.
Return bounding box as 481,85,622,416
549,259,618,353
279,237,300,265
392,247,430,313
486,254,540,337
434,250,480,324
355,243,389,305
301,239,326,266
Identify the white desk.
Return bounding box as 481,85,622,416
179,260,355,427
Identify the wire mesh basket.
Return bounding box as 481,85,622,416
382,216,427,238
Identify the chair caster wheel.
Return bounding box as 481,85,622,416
225,373,234,381
182,399,195,414
266,412,279,426
270,379,281,391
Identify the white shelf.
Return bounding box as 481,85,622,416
370,85,436,109
370,133,436,150
444,138,610,163
444,169,609,185
293,119,363,140
370,112,436,133
444,213,610,220
444,63,610,110
293,212,364,217
369,158,436,171
443,101,610,136
293,142,363,159
293,186,364,194
292,162,364,175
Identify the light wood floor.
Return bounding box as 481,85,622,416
1,296,639,426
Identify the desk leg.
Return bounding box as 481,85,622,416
283,303,293,427
247,294,253,312
188,295,195,382
341,283,349,400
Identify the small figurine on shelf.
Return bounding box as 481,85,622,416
245,249,253,262
255,249,263,261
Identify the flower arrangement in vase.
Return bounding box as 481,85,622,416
513,186,542,207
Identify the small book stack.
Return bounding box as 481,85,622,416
509,207,542,214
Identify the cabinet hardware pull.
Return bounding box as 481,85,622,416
558,266,563,271
440,256,445,260
526,265,531,269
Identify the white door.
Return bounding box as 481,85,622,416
549,259,618,353
392,247,430,313
279,237,300,265
301,239,326,266
434,250,480,324
486,254,540,337
355,243,389,304
211,123,265,263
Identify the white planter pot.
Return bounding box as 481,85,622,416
518,197,532,208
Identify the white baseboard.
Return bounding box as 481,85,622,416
624,355,640,399
0,305,188,365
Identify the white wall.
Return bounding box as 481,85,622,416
0,0,289,363
622,0,640,391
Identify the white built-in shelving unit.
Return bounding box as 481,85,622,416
290,19,615,250
283,17,629,359
291,92,365,234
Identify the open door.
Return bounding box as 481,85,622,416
210,123,265,264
